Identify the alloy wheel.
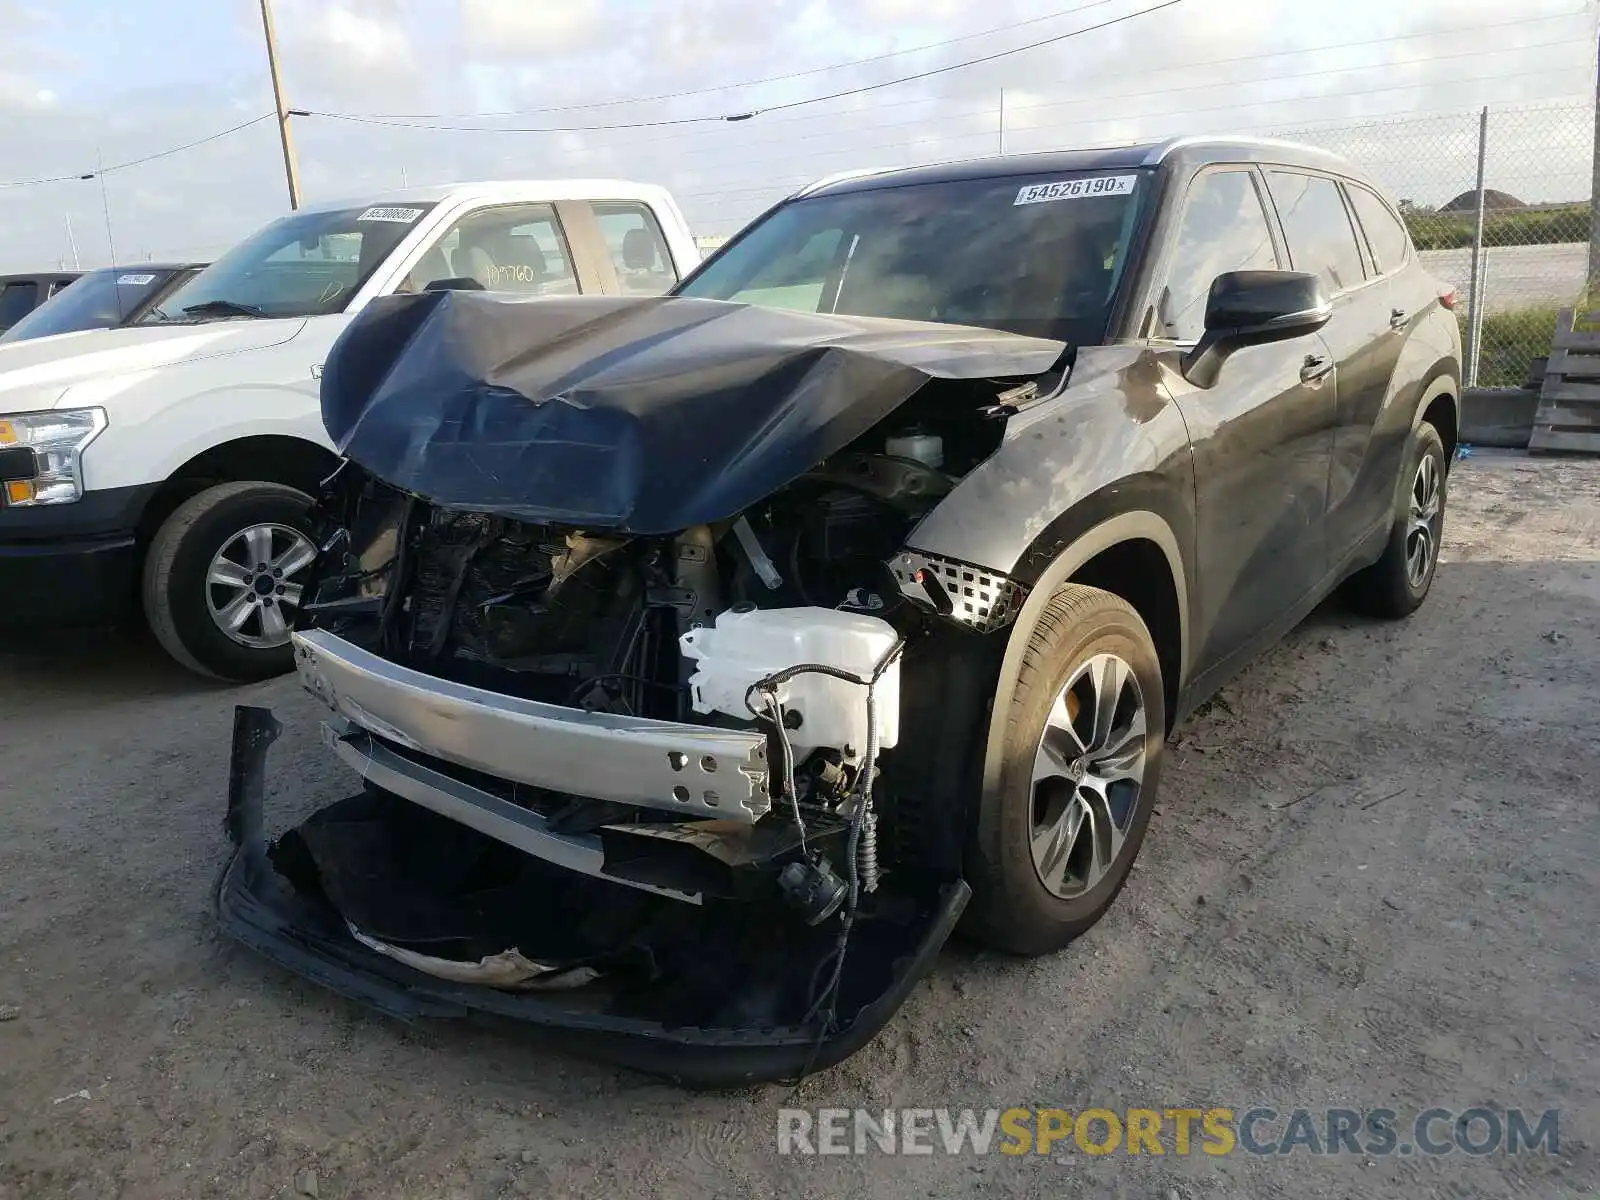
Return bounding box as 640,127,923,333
1406,452,1442,589
205,522,316,649
1029,652,1148,899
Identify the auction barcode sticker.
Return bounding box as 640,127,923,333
1014,175,1136,206
357,206,425,223
115,273,157,286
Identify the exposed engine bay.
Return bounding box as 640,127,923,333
216,291,1069,1084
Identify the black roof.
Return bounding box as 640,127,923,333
799,136,1374,198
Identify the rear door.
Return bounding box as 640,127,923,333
1335,181,1439,543
1154,166,1337,674
1261,170,1393,561
564,200,686,296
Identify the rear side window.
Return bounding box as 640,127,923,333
593,202,677,296
1158,169,1280,343
1346,185,1410,276
1266,171,1367,293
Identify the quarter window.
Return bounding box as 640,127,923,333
1346,185,1410,276
593,202,678,295
1266,171,1367,293
1158,169,1280,343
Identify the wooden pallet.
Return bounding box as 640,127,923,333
1529,308,1600,454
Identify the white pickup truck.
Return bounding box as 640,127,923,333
0,179,699,679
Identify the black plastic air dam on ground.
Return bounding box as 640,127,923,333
214,705,969,1088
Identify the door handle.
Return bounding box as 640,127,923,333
1300,354,1335,385
1389,308,1409,331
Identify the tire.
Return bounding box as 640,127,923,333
1341,421,1447,619
142,481,316,681
965,583,1166,956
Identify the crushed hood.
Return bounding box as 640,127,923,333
320,291,1066,534
0,318,309,409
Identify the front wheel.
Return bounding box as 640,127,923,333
965,583,1166,956
1342,420,1447,619
142,481,317,681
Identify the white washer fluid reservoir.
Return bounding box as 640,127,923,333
679,606,901,756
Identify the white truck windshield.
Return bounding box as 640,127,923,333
142,203,438,323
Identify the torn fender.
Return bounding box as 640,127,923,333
319,291,1065,534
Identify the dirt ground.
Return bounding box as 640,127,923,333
1,452,1596,1200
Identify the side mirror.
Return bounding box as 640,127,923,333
424,276,486,292
1181,270,1332,388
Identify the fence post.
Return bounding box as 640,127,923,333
1464,106,1489,388
1589,27,1600,301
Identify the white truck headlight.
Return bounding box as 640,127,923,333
0,407,108,506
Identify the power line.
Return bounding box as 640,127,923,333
0,113,275,189
678,61,1597,201
663,32,1585,177
330,0,1131,120
311,7,1593,158
303,0,1185,134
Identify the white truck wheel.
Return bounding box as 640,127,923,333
142,481,316,681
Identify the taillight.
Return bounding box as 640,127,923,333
1438,286,1457,311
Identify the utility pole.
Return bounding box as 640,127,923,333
64,212,80,270
259,0,302,209
998,88,1007,155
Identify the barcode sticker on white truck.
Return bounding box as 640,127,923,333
357,206,425,223
1014,175,1137,206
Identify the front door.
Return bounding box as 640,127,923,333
1150,165,1337,675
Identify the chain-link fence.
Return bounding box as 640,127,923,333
1282,101,1595,389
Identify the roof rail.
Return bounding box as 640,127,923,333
1140,134,1336,166
793,166,898,198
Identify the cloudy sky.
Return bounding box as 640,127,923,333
0,0,1594,271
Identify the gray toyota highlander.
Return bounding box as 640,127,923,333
216,136,1460,1085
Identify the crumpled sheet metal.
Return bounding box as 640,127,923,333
319,290,1065,534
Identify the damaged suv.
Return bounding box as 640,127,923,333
219,138,1460,1085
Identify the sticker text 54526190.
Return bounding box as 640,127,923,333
1014,175,1137,206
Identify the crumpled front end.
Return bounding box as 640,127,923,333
217,708,967,1087
215,292,1063,1084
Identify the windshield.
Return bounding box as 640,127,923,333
141,203,437,323
0,268,182,343
677,169,1150,343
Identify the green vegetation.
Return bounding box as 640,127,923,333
1402,203,1590,251
1465,304,1563,388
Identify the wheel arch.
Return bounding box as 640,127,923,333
980,510,1191,803
1414,369,1458,463
135,435,340,544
